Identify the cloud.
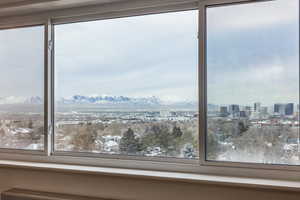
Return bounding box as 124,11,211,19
207,0,298,32
206,0,299,106
0,1,298,107
55,10,198,101
208,60,299,106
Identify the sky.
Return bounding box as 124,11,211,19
0,0,298,106
0,26,44,98
54,10,198,103
207,0,299,106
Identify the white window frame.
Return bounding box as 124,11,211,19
50,5,200,165
0,0,299,181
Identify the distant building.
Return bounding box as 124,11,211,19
239,111,247,118
285,103,294,116
244,106,252,117
274,103,294,116
274,104,280,113
229,104,240,117
260,106,268,115
245,106,251,111
220,106,229,117
274,103,285,115
254,102,261,112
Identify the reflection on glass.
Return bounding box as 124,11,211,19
0,26,44,150
54,11,198,159
206,0,300,164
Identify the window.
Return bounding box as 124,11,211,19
206,0,299,165
0,0,299,178
0,25,44,150
54,11,199,159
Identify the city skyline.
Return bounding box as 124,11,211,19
213,101,298,119
209,102,299,108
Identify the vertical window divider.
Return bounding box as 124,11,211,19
51,20,55,155
45,19,54,156
198,0,207,166
298,0,300,162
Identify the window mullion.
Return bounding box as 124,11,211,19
198,0,207,166
44,19,54,156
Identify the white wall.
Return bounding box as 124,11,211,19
0,167,299,200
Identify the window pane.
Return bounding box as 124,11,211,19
206,0,299,164
55,11,198,159
0,26,44,150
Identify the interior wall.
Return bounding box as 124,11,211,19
0,167,299,200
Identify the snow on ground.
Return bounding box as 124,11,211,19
103,140,119,152
25,143,43,150
10,128,32,135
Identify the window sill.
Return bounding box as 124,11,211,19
0,159,299,192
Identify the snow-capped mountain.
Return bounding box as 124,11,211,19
25,96,43,104
0,96,43,105
57,95,198,109
58,95,162,106
0,96,26,104
0,95,196,108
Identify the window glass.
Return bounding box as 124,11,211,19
55,11,198,159
206,0,299,164
0,26,44,150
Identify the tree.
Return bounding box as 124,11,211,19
181,143,196,159
237,121,249,135
140,124,177,156
29,126,43,141
28,120,33,129
172,126,183,138
70,124,98,152
119,128,140,155
229,125,290,164
206,131,219,160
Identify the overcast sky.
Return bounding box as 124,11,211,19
207,0,299,106
0,0,298,106
0,26,44,98
54,10,198,103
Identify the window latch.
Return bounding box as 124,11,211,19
48,123,53,135
48,40,53,51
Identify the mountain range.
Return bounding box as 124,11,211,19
59,95,161,106
0,96,42,105
58,95,198,108
0,95,197,107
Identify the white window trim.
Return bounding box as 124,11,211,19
0,0,299,182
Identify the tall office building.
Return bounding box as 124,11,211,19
254,102,261,112
229,104,240,117
274,103,285,115
244,106,252,117
274,103,293,116
285,103,294,116
239,111,247,118
274,104,280,113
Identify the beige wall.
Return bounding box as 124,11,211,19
0,167,299,200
